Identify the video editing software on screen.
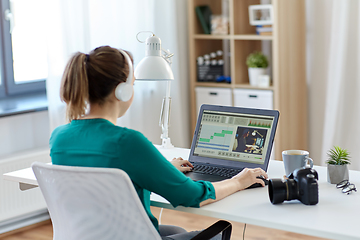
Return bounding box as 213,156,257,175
193,110,275,164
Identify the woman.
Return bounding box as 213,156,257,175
235,129,251,153
50,46,268,239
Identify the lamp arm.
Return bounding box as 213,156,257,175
161,48,173,56
255,130,264,138
159,81,173,148
161,48,174,65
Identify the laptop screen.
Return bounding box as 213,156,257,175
189,105,279,171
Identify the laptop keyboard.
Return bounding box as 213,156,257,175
191,163,241,178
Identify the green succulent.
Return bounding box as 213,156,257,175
246,52,269,68
326,146,351,165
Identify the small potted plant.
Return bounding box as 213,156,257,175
246,51,269,86
326,146,351,184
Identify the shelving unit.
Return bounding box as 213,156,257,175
188,0,307,159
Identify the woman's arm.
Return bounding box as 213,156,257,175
200,167,268,206
123,132,216,208
169,156,268,207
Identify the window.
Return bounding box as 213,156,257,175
0,0,47,99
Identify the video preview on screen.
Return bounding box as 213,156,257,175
232,127,268,155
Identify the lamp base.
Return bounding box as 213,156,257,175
161,138,174,149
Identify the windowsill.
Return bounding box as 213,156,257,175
0,92,48,118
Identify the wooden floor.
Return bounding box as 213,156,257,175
0,207,329,240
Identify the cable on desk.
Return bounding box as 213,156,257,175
243,223,247,240
159,208,164,225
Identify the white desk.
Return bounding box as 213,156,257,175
4,146,360,240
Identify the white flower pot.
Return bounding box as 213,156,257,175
327,164,349,184
248,68,266,86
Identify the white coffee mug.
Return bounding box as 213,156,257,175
282,150,313,177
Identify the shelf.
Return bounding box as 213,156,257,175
194,82,274,91
194,34,232,40
233,84,274,91
233,35,273,40
189,0,307,159
195,82,232,88
194,34,273,40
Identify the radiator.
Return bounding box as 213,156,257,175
0,148,50,228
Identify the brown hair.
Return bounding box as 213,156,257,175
60,46,133,122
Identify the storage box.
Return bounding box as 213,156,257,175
195,87,232,116
233,89,273,110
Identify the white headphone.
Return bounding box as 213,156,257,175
115,49,134,102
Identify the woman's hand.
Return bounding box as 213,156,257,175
232,168,268,190
200,167,268,207
171,157,193,173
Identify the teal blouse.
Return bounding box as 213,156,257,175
49,119,216,231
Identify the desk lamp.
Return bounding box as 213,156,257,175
252,130,263,138
135,32,175,148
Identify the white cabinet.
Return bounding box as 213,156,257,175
195,87,232,116
233,89,273,110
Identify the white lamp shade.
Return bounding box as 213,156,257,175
135,56,174,81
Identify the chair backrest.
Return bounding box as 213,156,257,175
32,162,161,240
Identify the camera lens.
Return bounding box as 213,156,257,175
269,179,287,204
269,179,298,204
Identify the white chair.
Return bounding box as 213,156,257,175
32,162,232,240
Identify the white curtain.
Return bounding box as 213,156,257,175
45,0,190,148
306,0,360,170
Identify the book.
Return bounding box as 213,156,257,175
259,32,272,36
256,25,273,35
256,27,273,32
195,5,212,34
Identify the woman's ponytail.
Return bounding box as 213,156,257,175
60,52,89,122
60,46,133,122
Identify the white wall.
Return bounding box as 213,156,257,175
0,111,50,157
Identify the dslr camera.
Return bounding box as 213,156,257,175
268,168,319,205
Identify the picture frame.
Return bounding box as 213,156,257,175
248,4,273,26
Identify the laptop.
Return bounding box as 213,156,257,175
186,104,279,182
